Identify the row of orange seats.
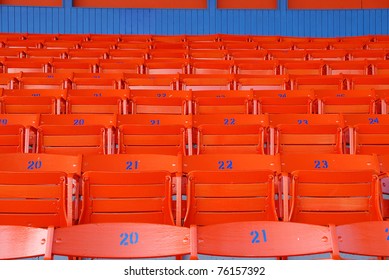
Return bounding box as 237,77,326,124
1,220,388,260
1,48,389,62
2,57,389,75
2,73,389,91
0,153,387,228
1,88,387,115
3,112,389,155
1,35,389,50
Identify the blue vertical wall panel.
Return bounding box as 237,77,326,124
0,0,388,36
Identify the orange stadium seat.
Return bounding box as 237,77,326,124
235,60,279,75
254,89,315,114
144,59,189,75
281,61,325,75
333,221,389,259
50,223,190,259
126,74,178,90
237,75,289,91
183,154,280,226
0,113,39,153
191,221,335,259
281,153,383,225
80,154,181,225
269,113,344,155
0,153,81,227
193,114,268,154
0,225,53,260
180,74,234,91
37,114,116,155
315,89,377,114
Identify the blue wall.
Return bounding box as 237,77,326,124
0,0,388,36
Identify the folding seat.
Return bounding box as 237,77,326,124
294,42,329,50
235,60,279,75
0,113,39,153
366,42,389,50
89,34,121,42
37,114,116,155
16,73,70,89
254,89,315,114
180,74,234,91
1,89,66,114
228,49,268,60
281,153,383,225
116,42,151,50
186,35,218,43
348,50,387,61
281,61,325,75
259,42,294,51
333,221,389,259
67,89,130,114
120,34,151,42
144,59,189,75
190,221,335,259
5,40,44,49
188,50,228,60
315,89,377,114
129,96,189,115
0,48,26,58
79,41,116,50
117,115,190,155
280,37,310,43
51,58,99,73
192,90,253,114
193,114,268,154
371,60,389,75
189,59,234,74
49,223,191,259
237,75,289,91
219,34,250,42
250,36,280,43
44,40,81,49
308,50,348,61
24,48,68,59
269,114,344,155
352,124,389,155
1,58,51,73
183,153,280,226
125,74,179,90
67,49,109,60
330,42,366,50
0,73,18,89
351,76,389,90
326,61,372,75
0,225,52,259
222,41,258,50
268,50,308,61
0,153,82,227
152,42,187,50
188,42,223,50
291,75,347,90
98,59,143,74
148,49,188,59
80,154,181,225
71,73,124,90
108,49,148,60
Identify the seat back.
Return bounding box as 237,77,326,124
281,153,382,225
183,154,280,226
80,154,181,225
0,153,81,227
